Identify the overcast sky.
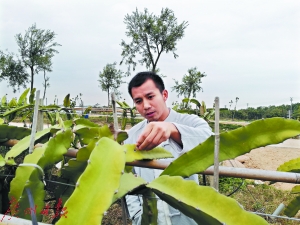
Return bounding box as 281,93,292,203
1,0,299,109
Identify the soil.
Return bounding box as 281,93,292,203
240,139,300,190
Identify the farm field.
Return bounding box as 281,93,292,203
243,139,300,191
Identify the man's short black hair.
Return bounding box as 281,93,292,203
128,71,165,97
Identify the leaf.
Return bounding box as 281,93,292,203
8,98,17,108
40,104,61,110
74,118,99,127
121,117,127,130
18,88,30,106
124,144,173,162
277,157,300,173
9,129,73,220
162,118,300,177
190,98,201,108
148,176,268,225
284,195,300,217
63,94,71,107
45,111,55,126
116,101,125,108
2,104,34,117
61,159,87,183
74,125,113,145
5,128,51,164
76,139,98,161
114,130,128,144
182,98,190,104
50,120,73,133
56,137,126,225
112,173,147,203
0,155,5,166
291,185,300,194
38,129,73,168
0,124,31,141
123,101,130,108
1,95,7,106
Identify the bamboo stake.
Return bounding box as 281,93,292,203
36,99,44,131
111,93,119,131
214,97,220,191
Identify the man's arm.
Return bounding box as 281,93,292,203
171,116,212,152
136,114,212,151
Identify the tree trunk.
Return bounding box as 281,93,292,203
43,70,47,100
107,90,110,107
30,66,34,91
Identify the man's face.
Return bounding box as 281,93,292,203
131,79,169,122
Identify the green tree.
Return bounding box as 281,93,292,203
0,51,28,92
120,8,188,75
172,67,206,107
98,62,125,106
15,23,61,91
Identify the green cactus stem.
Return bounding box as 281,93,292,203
4,128,51,165
148,175,268,225
56,137,126,225
124,144,173,162
162,118,300,177
112,173,147,203
283,195,300,217
141,189,158,225
8,129,73,220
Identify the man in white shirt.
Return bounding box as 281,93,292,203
124,71,212,225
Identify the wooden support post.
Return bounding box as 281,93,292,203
213,97,220,191
111,93,119,131
29,90,40,153
37,99,44,131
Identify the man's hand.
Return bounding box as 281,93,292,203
136,122,182,150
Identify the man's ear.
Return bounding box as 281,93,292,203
162,90,168,101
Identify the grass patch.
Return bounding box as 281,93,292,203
198,175,299,224
229,180,299,224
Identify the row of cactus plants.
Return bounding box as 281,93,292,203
0,88,92,127
172,98,215,122
116,100,137,130
0,113,300,223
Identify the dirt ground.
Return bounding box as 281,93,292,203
240,139,300,190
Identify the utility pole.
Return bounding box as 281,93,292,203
290,97,293,119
